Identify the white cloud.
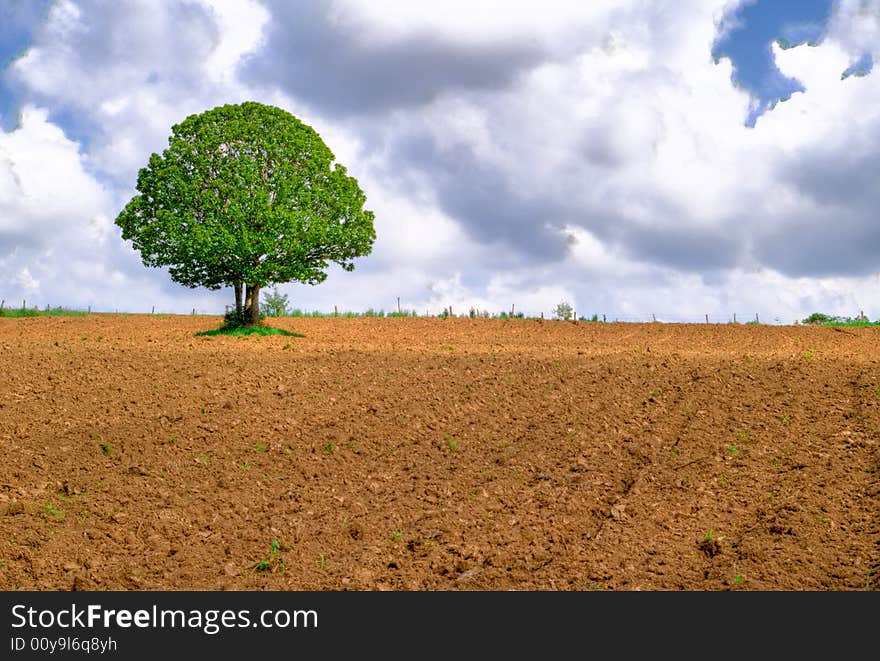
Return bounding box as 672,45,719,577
0,106,109,248
201,0,269,83
761,38,880,145
12,266,38,292
329,0,632,48
828,0,880,60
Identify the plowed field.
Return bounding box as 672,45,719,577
1,315,877,590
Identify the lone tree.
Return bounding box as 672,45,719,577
554,301,573,321
115,102,376,326
261,286,290,318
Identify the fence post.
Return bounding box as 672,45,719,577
705,314,709,325
0,299,4,311
87,305,91,314
652,313,656,322
511,303,515,317
192,308,196,316
733,313,736,324
603,314,606,323
755,313,759,324
397,297,401,314
151,305,155,315
22,299,26,311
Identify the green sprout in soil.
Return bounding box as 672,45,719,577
45,502,65,520
255,539,285,573
698,530,722,557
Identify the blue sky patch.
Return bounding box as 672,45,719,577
712,0,834,127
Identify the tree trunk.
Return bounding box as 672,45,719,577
234,282,243,317
244,283,261,326
244,287,253,319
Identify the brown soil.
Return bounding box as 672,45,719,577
0,316,877,591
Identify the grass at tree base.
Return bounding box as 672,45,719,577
195,325,303,337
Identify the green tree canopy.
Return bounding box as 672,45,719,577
115,101,376,325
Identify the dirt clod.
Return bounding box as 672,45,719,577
698,538,722,558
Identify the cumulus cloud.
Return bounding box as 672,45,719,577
745,36,880,278
344,1,757,272
829,0,880,60
243,1,550,118
0,106,109,253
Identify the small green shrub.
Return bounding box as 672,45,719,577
802,312,879,326
802,312,833,325
220,308,255,330
554,301,574,321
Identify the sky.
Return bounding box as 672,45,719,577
0,0,878,322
